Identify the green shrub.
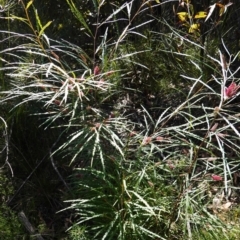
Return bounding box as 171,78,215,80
0,174,25,239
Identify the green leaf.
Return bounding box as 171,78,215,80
38,21,52,37
91,0,98,11
66,0,93,37
34,9,43,29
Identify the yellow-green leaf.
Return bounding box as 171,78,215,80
219,6,225,16
26,0,33,10
217,2,233,16
177,12,189,22
194,11,207,19
7,15,28,25
189,23,200,33
34,9,43,29
38,21,52,37
216,3,225,16
8,15,27,22
155,0,160,3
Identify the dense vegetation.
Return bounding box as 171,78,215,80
1,0,240,239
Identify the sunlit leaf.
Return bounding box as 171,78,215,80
34,9,43,29
205,3,216,22
225,2,233,8
194,11,207,19
217,4,226,16
38,21,52,37
177,12,189,22
7,15,28,24
26,0,33,10
189,23,200,33
217,2,233,16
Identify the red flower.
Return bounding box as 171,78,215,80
224,82,240,99
211,174,223,181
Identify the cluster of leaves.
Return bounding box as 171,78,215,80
0,173,25,239
176,0,233,35
1,0,240,239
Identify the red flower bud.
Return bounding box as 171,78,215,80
211,174,223,181
94,65,101,75
142,136,152,145
224,82,240,99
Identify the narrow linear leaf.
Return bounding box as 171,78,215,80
34,9,43,29
26,0,33,10
91,0,98,11
38,21,52,37
66,0,93,37
8,15,28,24
205,4,216,22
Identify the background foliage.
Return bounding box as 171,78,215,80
1,0,240,239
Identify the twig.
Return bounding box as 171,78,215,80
49,150,70,191
0,116,13,177
7,152,49,204
18,211,44,240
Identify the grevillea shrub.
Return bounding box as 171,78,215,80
0,1,240,239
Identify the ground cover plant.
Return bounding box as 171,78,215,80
0,0,240,239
